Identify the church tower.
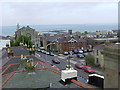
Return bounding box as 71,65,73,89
16,23,20,31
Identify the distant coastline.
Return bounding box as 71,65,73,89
0,24,118,36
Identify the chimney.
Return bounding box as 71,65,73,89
64,36,67,40
68,30,72,35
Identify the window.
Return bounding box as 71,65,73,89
96,58,99,63
97,50,99,55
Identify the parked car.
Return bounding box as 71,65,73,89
49,52,54,56
42,50,46,54
75,63,85,69
76,54,84,58
82,66,95,73
87,49,93,52
52,58,60,64
41,50,45,53
82,49,88,53
37,49,41,52
83,53,89,56
68,51,74,55
73,50,78,54
46,52,50,55
78,50,83,54
63,52,69,55
51,65,60,71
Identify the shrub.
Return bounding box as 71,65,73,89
85,54,95,66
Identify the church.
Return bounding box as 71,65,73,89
15,24,43,47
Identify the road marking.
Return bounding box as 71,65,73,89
70,60,77,64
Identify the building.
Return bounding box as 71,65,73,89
102,43,120,88
0,36,10,50
58,36,89,53
93,44,105,68
15,25,42,47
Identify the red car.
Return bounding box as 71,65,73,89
52,58,60,64
51,65,60,71
82,66,95,73
75,63,85,69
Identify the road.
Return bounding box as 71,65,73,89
36,51,89,80
1,46,93,82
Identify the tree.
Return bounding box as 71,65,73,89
10,40,15,47
10,35,33,48
84,31,88,34
6,36,10,38
18,35,33,48
85,54,95,66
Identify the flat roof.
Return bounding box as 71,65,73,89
94,38,118,41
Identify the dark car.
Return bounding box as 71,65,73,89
87,49,93,52
82,49,88,53
75,63,85,69
76,54,84,58
52,58,60,64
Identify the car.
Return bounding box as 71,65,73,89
37,49,41,52
73,50,78,54
41,50,44,53
83,53,89,56
63,52,69,55
76,54,84,58
82,49,88,53
87,49,93,52
82,66,95,73
51,65,60,71
49,52,54,56
75,63,85,69
41,50,46,54
68,51,73,55
46,52,50,55
78,50,83,54
52,58,60,64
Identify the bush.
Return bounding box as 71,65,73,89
10,35,33,47
85,54,95,66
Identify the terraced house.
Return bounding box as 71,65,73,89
44,34,93,53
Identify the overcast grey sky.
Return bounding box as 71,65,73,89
1,2,118,26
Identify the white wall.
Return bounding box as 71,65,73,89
0,40,10,50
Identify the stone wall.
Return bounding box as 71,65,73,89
103,44,120,88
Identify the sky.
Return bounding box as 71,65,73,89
0,1,118,26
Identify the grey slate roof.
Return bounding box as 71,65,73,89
3,70,60,88
0,36,9,40
93,44,106,50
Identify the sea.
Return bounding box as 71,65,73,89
0,24,118,36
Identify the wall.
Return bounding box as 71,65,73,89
0,40,10,50
103,45,120,88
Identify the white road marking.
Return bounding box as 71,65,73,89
70,60,77,64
